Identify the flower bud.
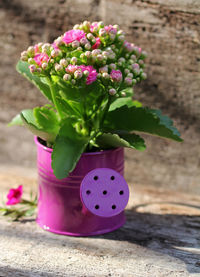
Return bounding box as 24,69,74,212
140,51,147,59
92,49,101,56
55,37,63,47
99,28,106,37
109,88,117,96
97,54,104,61
102,72,110,79
60,59,68,67
74,70,83,79
109,34,116,41
102,51,109,58
21,51,28,57
99,65,108,73
37,42,43,48
73,24,80,30
109,63,116,70
36,68,42,73
121,92,126,97
29,65,36,73
98,21,104,28
92,26,98,33
117,30,125,36
55,63,62,71
71,79,76,85
80,38,88,45
71,57,77,64
118,35,125,42
83,21,90,29
72,40,80,48
21,55,28,61
42,43,50,52
77,47,82,51
27,46,35,55
83,70,89,77
28,58,34,64
51,49,60,58
140,72,147,80
63,74,71,81
80,53,85,59
127,73,133,78
124,69,130,74
87,33,94,40
113,24,119,30
125,77,132,85
118,57,125,63
42,63,48,70
132,79,137,85
85,51,91,58
85,43,91,50
131,54,136,61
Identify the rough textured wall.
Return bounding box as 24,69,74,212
0,0,200,192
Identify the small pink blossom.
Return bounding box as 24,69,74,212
66,64,78,74
34,44,40,54
79,65,98,85
104,25,117,34
34,53,49,66
63,30,86,44
110,69,122,82
6,185,23,205
92,37,101,49
123,41,134,52
52,42,59,50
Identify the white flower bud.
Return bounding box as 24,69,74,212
127,73,133,78
55,63,62,71
51,49,60,58
102,72,110,79
21,51,28,57
85,51,91,58
102,51,109,58
99,65,108,73
99,28,106,36
85,43,91,50
36,68,42,73
80,38,88,45
132,79,137,85
109,34,116,41
74,70,83,79
27,46,34,55
131,55,136,61
113,24,119,30
63,74,71,81
87,33,94,40
37,42,43,48
92,49,101,56
121,92,126,97
73,24,80,30
21,55,28,61
42,63,48,70
118,57,125,63
83,21,90,29
109,63,116,70
80,53,85,59
72,40,80,48
124,69,130,74
97,54,104,61
60,59,68,67
28,58,34,64
141,72,147,80
83,70,89,77
29,65,36,73
118,30,125,36
71,57,77,64
98,21,104,28
109,88,117,96
77,47,82,51
71,79,76,85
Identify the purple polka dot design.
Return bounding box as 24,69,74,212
80,168,130,217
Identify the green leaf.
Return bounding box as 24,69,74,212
104,106,183,142
16,61,53,102
96,132,146,151
8,113,23,126
56,95,82,118
20,109,57,143
33,106,60,135
52,118,90,179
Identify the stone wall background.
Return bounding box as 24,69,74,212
0,0,200,193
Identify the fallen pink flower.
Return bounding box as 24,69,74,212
6,185,23,205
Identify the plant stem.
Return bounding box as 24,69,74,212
99,96,112,128
46,77,63,120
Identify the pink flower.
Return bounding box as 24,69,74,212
63,30,86,44
110,69,122,82
34,53,49,66
52,42,59,50
66,64,78,74
104,25,117,34
92,37,101,49
34,44,40,54
123,41,134,52
6,185,23,205
79,65,98,85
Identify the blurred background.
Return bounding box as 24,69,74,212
0,0,200,193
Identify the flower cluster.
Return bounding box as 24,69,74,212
20,21,147,97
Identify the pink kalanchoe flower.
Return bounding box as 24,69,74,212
66,64,78,74
104,25,117,34
6,185,23,205
52,42,59,50
79,65,98,85
92,37,101,49
63,30,86,44
34,53,49,66
34,44,40,54
123,41,134,52
110,69,122,82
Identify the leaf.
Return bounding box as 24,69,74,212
52,118,90,179
20,109,57,143
8,113,23,126
33,106,60,135
16,61,53,102
56,95,82,118
96,132,146,151
104,106,183,142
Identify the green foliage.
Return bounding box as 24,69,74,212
104,105,183,142
96,132,146,151
8,114,23,126
16,61,53,102
52,118,90,179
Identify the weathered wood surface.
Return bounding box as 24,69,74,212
0,167,200,276
0,0,200,193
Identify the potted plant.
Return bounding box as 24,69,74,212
9,21,182,236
